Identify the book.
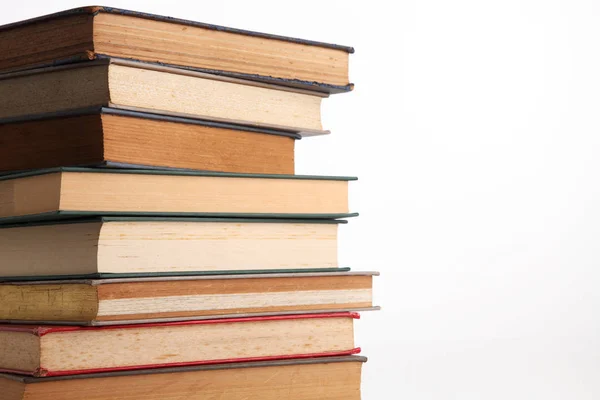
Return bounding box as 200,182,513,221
0,59,328,135
0,108,297,174
0,272,377,324
0,217,347,279
0,167,356,223
0,356,366,400
0,313,360,377
0,6,353,93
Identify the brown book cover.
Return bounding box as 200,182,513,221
0,356,366,400
0,107,297,174
0,6,354,93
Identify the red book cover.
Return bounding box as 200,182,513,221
0,312,361,377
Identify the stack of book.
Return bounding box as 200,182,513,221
0,6,379,399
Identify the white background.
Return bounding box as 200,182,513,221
3,1,600,398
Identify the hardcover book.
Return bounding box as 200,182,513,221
0,167,357,223
0,59,328,135
0,313,360,377
0,108,297,174
0,217,347,279
0,6,354,93
0,272,378,324
0,356,366,400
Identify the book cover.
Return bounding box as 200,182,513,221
0,59,331,136
0,167,358,224
0,6,354,93
0,216,351,280
0,356,366,400
0,312,361,377
0,106,303,175
0,271,379,325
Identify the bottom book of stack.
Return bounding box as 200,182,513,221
1,356,366,399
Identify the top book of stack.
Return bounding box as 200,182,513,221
0,6,354,93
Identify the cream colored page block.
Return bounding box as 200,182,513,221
0,174,62,218
0,66,109,119
107,64,323,130
59,173,349,214
0,223,101,276
0,332,40,372
97,221,338,273
40,318,354,371
97,289,372,316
